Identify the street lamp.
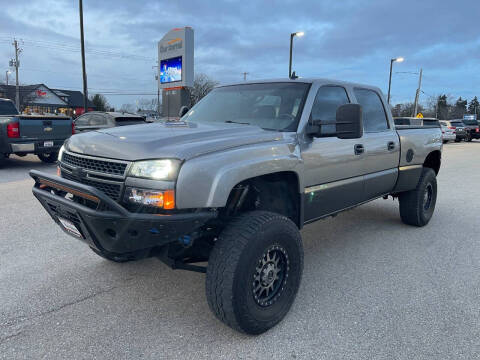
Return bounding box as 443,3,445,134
5,70,11,86
387,57,404,104
289,31,305,78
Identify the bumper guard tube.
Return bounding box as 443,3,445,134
29,170,217,255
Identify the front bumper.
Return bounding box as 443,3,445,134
30,170,216,255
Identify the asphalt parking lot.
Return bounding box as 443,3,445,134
1,143,479,360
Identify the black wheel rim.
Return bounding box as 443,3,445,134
423,183,433,211
252,245,289,307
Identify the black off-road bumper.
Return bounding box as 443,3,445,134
30,170,216,255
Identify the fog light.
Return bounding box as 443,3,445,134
125,188,175,209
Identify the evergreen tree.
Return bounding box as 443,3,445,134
468,96,479,115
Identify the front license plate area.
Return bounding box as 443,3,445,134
44,141,54,147
58,217,83,238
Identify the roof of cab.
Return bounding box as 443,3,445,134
216,77,383,93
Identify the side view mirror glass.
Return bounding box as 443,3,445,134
179,106,190,118
336,104,363,139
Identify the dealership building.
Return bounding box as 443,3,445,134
0,84,95,116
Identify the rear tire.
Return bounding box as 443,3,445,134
399,168,437,227
37,152,59,163
206,211,303,335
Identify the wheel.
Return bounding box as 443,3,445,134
90,247,133,263
206,211,303,335
37,152,59,163
442,140,448,144
398,168,437,227
467,134,472,142
454,139,461,142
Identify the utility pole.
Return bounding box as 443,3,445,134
79,0,88,113
412,68,423,117
12,40,21,110
242,72,249,81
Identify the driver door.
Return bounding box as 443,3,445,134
302,85,367,222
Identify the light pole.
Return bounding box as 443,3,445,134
387,57,404,104
5,70,11,85
289,31,304,78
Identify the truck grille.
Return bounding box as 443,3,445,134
60,151,129,202
61,171,123,201
62,152,128,177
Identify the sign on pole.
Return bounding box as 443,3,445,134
158,27,194,90
416,112,423,118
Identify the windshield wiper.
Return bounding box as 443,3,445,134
225,120,250,125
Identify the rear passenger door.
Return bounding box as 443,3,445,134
353,88,400,199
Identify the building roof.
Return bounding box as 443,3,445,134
51,88,95,107
0,84,95,108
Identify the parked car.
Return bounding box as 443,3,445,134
439,120,467,142
0,98,74,165
394,117,440,127
31,78,442,335
74,111,147,132
440,123,455,143
460,118,480,141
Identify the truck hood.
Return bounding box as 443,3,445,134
66,121,284,161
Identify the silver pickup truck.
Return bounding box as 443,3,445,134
30,78,442,334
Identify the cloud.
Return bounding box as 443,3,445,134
1,0,479,108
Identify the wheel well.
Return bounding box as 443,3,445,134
423,150,441,175
223,172,301,228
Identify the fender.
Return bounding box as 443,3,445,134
175,139,303,209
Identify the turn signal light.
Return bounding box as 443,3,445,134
7,122,20,138
72,122,76,135
126,188,175,209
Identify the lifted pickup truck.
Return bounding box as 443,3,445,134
0,98,74,165
31,78,442,334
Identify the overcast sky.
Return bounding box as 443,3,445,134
1,0,479,109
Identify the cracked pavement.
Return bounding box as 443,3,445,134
1,145,479,359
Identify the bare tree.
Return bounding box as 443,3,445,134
119,103,135,113
186,73,219,106
137,98,158,112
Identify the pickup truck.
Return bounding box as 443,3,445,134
0,98,74,165
30,78,442,335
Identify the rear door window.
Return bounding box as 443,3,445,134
354,88,389,132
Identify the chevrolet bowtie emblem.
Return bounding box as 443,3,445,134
44,127,53,132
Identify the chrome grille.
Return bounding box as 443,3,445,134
61,170,123,201
62,152,128,177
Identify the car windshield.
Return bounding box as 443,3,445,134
182,82,310,131
463,120,478,125
451,122,464,127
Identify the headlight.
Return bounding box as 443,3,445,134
128,159,180,181
58,145,65,162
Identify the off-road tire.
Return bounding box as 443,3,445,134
37,152,59,163
206,211,303,335
399,167,437,227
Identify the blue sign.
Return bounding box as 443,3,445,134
160,56,182,84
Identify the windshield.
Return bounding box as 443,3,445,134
182,82,310,131
463,120,478,125
451,122,464,127
0,100,19,115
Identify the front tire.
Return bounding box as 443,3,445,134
37,152,58,163
399,168,437,227
206,211,303,335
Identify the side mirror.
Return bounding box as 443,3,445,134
336,104,363,139
179,106,189,118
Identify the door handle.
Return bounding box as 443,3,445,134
387,141,395,151
354,144,364,155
